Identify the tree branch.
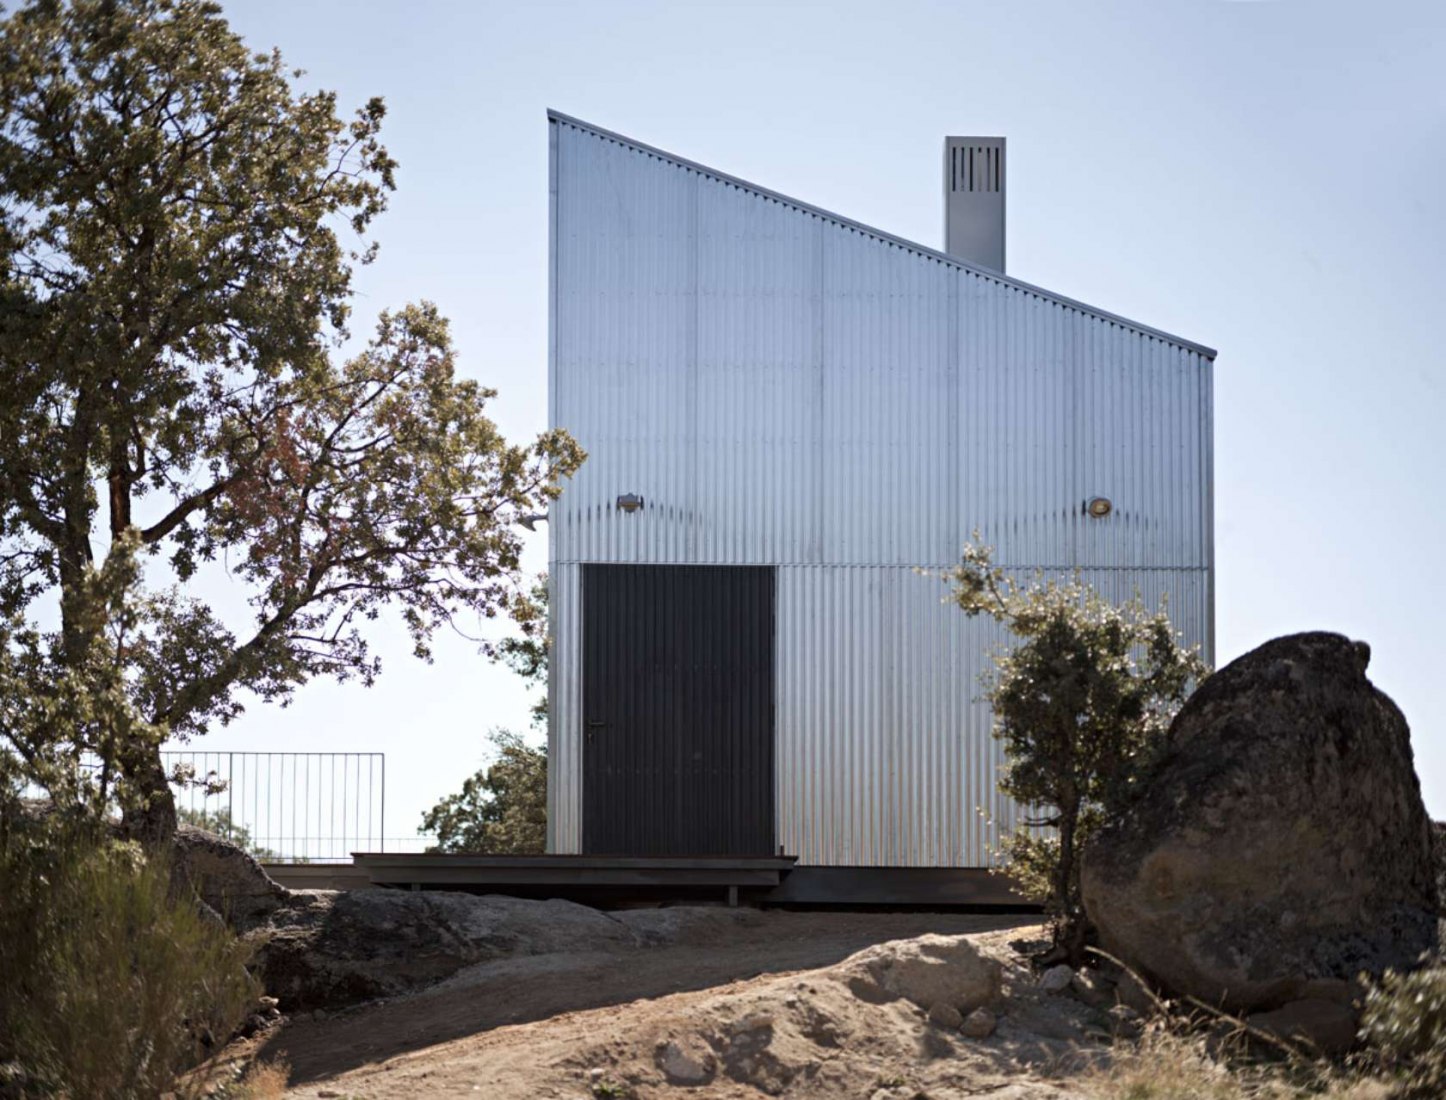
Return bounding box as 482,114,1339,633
137,469,248,545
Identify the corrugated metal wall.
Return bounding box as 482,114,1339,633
547,114,1215,866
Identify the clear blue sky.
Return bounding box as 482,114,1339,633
211,0,1446,840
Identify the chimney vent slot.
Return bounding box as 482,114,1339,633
943,136,1005,271
950,144,1000,194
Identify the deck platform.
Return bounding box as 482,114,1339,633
341,853,1033,909
350,852,798,906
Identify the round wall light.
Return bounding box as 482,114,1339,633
1086,496,1113,519
615,493,645,513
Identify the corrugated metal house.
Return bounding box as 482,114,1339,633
546,111,1214,892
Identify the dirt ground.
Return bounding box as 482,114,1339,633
255,909,1109,1099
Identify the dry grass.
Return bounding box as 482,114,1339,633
231,1059,291,1099
1079,1029,1394,1100
0,829,258,1098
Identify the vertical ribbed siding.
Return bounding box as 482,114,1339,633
552,121,1211,571
548,116,1215,865
547,564,583,853
773,565,1208,867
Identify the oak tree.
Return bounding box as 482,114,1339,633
0,0,583,839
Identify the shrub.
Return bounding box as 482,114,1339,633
422,729,547,854
0,808,257,1098
944,537,1207,959
1359,962,1446,1096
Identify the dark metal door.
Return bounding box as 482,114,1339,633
582,564,775,856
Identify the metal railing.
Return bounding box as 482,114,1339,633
167,750,392,864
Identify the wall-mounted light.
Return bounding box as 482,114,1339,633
615,493,645,513
517,513,549,532
1086,496,1113,519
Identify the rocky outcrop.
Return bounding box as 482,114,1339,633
171,825,290,931
251,888,640,1010
1082,631,1438,1018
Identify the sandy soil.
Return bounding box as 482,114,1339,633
256,910,1108,1099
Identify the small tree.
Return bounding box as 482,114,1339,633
946,538,1207,961
421,576,548,854
421,729,546,855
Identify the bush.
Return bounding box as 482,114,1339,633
944,537,1207,959
1360,962,1446,1097
0,811,257,1098
421,729,547,854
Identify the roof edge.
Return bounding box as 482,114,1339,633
546,109,1218,360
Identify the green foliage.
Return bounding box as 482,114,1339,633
422,729,547,854
0,0,584,838
176,803,276,860
0,796,258,1097
422,577,550,851
945,537,1207,955
487,573,550,727
1360,962,1446,1096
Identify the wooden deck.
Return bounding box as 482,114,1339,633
336,853,1032,909
350,852,796,905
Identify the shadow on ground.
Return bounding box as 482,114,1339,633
261,909,1030,1085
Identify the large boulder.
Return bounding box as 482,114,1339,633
171,825,290,931
1081,631,1438,1015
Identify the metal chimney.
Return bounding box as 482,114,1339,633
944,137,1005,272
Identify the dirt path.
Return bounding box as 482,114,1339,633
262,911,1045,1097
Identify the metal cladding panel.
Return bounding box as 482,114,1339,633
546,565,583,854
550,117,1213,573
551,562,1209,864
773,565,1209,867
581,564,775,856
548,115,1216,865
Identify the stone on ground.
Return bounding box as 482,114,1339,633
961,1007,997,1038
1068,968,1114,1007
655,1038,715,1084
1082,631,1438,1014
1037,964,1073,994
927,1002,964,1029
837,933,1002,1013
1246,998,1360,1056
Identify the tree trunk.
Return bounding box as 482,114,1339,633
1049,794,1093,966
120,748,177,846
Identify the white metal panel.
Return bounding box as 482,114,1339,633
547,114,1216,866
773,564,1210,867
550,118,1212,573
546,564,583,853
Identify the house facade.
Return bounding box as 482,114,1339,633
546,112,1214,872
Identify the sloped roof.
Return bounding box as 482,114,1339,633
547,110,1216,360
